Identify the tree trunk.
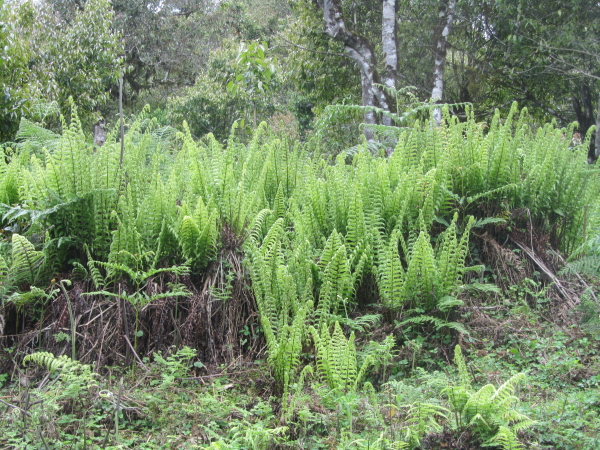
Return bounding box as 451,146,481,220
381,0,398,126
431,0,456,126
572,83,597,163
315,0,394,142
594,94,600,163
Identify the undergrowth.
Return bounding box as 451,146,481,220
0,104,599,448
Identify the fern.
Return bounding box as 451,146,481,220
311,322,359,392
454,345,471,390
404,402,449,446
175,197,218,269
15,118,61,153
267,300,312,396
310,321,379,393
399,314,469,335
316,243,352,325
10,233,44,286
443,346,534,450
23,351,98,402
24,351,77,374
482,426,523,450
0,254,8,284
376,228,405,307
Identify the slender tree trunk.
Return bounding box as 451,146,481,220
572,83,598,163
431,0,456,126
594,94,600,163
119,75,125,168
315,0,394,143
381,0,398,126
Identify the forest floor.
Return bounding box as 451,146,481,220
1,285,599,450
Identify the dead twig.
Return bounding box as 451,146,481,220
123,335,150,372
0,398,31,417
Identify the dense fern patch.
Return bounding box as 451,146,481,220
0,106,598,448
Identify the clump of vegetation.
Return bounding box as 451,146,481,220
1,104,599,448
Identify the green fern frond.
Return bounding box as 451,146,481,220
84,244,105,290
337,314,382,332
481,425,522,450
376,229,405,307
0,255,8,282
247,208,273,243
472,217,507,228
15,118,61,153
399,314,470,335
405,402,449,444
491,372,526,409
463,384,496,423
10,234,44,286
437,296,464,312
24,352,80,375
454,345,472,390
311,321,361,393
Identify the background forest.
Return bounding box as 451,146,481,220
1,1,600,449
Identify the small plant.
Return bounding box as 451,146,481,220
152,346,199,389
402,346,535,449
15,352,106,448
310,321,390,394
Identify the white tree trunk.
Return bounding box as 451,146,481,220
316,0,394,143
381,0,398,127
594,94,600,162
431,0,456,126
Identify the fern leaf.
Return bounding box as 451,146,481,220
10,234,44,285
454,345,472,390
24,352,73,374
481,425,522,450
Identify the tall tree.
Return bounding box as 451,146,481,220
0,0,34,141
431,0,456,125
314,0,397,139
441,1,600,142
2,0,121,138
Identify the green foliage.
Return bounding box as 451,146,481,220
396,346,534,449
24,351,83,376
445,346,534,449
174,197,219,269
8,233,44,287
35,0,122,123
152,346,198,389
228,41,276,96
168,40,279,141
2,0,122,132
3,106,596,450
311,321,360,393
0,1,37,141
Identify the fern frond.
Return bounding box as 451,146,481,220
463,384,496,423
454,345,472,390
10,234,44,285
481,425,522,450
312,321,373,393
0,255,8,283
337,314,382,332
437,296,464,312
490,372,526,409
24,352,77,374
85,244,105,290
317,243,352,324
